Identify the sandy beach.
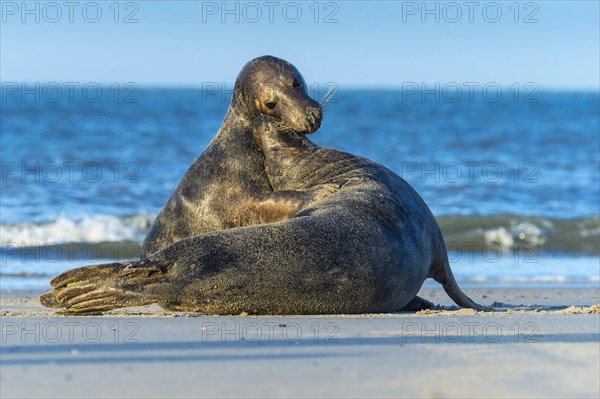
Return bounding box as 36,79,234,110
1,286,598,398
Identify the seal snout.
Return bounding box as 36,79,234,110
304,104,323,133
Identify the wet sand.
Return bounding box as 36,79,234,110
1,287,599,398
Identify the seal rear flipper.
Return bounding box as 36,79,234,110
430,259,492,311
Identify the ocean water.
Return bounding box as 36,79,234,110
1,88,599,290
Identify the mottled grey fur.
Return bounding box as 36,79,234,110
141,56,325,257
40,56,489,314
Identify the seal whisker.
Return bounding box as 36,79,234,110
273,121,296,134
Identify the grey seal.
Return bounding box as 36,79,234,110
40,56,489,314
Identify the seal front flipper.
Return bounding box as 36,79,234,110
40,262,133,309
40,260,168,314
233,185,340,226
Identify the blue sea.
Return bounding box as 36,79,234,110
1,88,599,289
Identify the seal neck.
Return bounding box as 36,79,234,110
227,87,259,124
255,120,317,189
222,105,253,129
211,105,256,147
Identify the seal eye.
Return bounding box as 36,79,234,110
266,102,277,110
292,79,301,88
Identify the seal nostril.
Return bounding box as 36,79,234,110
266,102,277,110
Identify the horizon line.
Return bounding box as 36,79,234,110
1,81,599,93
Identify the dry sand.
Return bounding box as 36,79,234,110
1,287,599,398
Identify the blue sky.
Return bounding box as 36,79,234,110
1,1,599,89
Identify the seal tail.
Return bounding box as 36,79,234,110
39,259,167,315
430,258,491,311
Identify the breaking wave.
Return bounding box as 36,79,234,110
0,213,598,255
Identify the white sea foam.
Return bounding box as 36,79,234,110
483,227,515,250
482,221,547,251
0,214,155,246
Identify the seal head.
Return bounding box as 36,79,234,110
234,56,322,133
